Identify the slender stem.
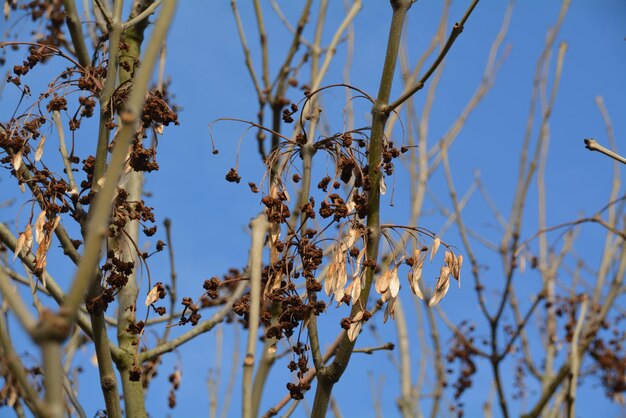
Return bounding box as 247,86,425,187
566,296,587,418
208,326,222,418
63,0,92,67
52,110,79,194
272,0,314,92
265,332,344,417
90,312,123,417
162,218,178,337
63,4,177,415
123,0,162,29
584,138,626,165
426,306,444,418
242,213,269,418
93,0,122,186
94,0,113,24
139,280,247,362
385,0,480,113
312,0,327,76
251,302,279,418
230,0,263,99
502,0,569,266
590,97,621,307
394,299,413,418
248,1,316,402
491,359,509,418
1,266,48,295
497,293,544,362
294,0,323,374
0,269,37,335
0,314,47,417
252,0,270,91
13,166,81,264
310,0,361,93
440,146,490,319
219,327,240,418
41,341,64,418
63,374,87,418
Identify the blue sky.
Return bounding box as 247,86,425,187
1,1,625,417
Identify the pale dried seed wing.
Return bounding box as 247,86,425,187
350,276,362,301
34,210,47,245
13,233,26,260
145,284,161,306
375,269,392,295
384,296,397,323
380,175,387,196
408,268,425,300
430,237,441,262
444,250,455,267
12,150,22,172
428,266,451,307
389,267,400,298
24,224,33,250
35,134,46,162
455,254,463,287
347,311,364,341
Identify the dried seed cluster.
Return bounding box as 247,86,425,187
1,35,178,311
220,87,463,399
446,321,478,417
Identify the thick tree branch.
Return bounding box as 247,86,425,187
311,2,411,416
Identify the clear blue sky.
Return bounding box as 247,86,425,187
1,1,625,417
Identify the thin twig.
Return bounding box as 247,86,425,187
52,110,79,194
566,295,587,418
230,0,263,100
0,269,37,335
93,0,112,24
219,326,240,418
426,304,444,418
0,314,47,417
243,213,269,418
583,138,626,165
352,342,395,354
394,298,413,418
1,266,48,295
123,0,162,30
269,0,314,49
309,0,361,93
63,374,86,418
385,0,480,113
252,0,270,92
138,279,247,362
63,0,92,67
162,218,177,339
